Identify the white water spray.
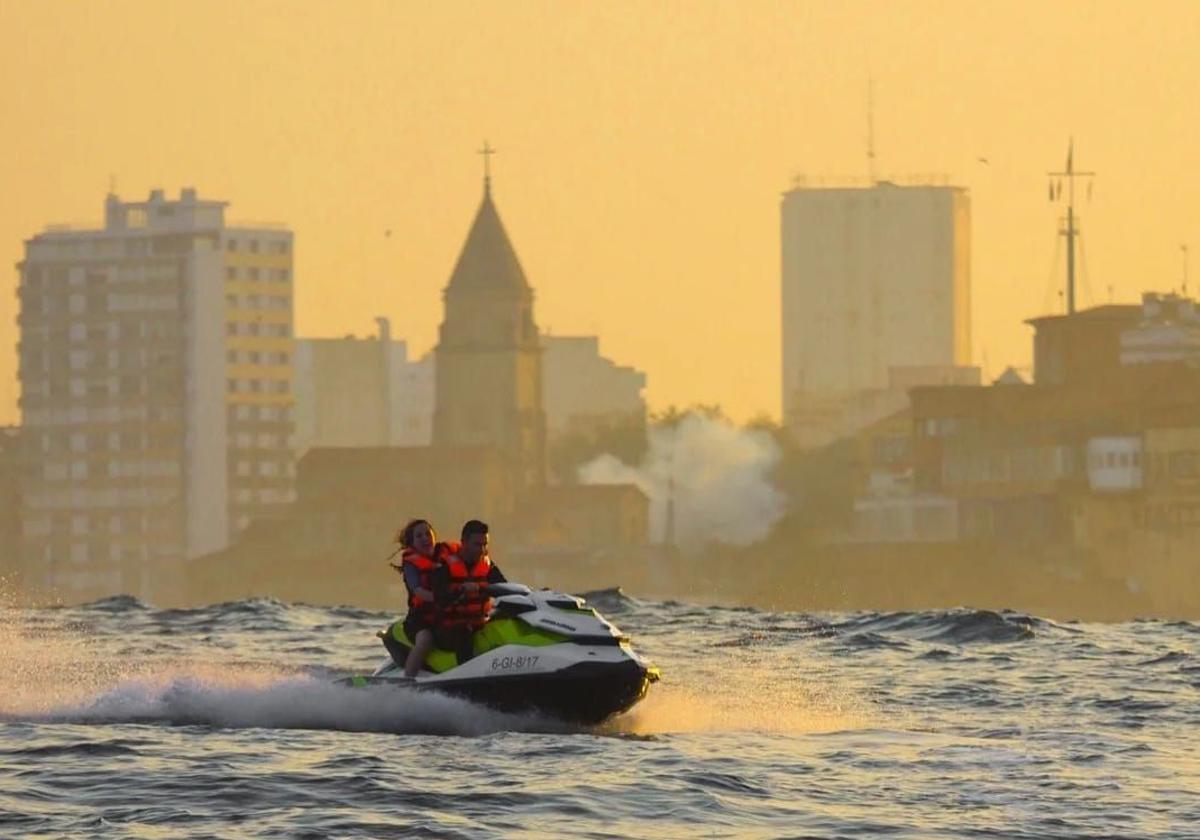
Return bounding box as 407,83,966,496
578,414,786,548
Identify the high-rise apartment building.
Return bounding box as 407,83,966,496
16,189,294,599
781,182,972,444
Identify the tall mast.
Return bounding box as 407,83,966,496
1048,138,1096,314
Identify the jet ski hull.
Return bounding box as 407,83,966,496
417,657,654,725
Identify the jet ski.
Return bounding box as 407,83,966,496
340,583,660,725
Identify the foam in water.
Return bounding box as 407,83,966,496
0,599,567,737
5,660,574,737
53,673,567,737
607,682,871,736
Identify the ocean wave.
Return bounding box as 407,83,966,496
832,608,1047,645
577,586,639,614
78,594,151,613
1138,650,1190,666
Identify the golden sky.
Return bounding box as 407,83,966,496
1,1,1197,424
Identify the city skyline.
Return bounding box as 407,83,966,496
2,2,1199,424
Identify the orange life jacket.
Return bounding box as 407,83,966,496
400,547,441,624
439,552,494,630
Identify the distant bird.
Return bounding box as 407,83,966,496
384,229,392,238
977,157,990,165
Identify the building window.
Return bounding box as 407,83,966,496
226,267,237,280
248,240,259,253
227,239,238,252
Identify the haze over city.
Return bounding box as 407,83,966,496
5,5,1200,838
3,0,1199,425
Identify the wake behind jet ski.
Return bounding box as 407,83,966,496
340,583,660,725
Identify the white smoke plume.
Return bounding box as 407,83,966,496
577,414,786,548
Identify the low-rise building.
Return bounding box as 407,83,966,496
0,427,20,584
542,336,646,438
786,364,980,450
1027,304,1141,386
1121,292,1200,365
293,318,434,452
188,445,514,605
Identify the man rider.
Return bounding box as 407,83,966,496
432,519,507,663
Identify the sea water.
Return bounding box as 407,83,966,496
1,591,1197,838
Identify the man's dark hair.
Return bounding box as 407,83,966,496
461,519,489,541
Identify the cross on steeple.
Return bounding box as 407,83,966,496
478,140,497,195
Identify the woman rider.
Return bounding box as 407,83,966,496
391,518,443,677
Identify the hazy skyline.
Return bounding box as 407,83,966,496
2,1,1198,424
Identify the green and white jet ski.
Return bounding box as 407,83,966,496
341,583,660,725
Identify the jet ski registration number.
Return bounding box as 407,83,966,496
492,655,539,671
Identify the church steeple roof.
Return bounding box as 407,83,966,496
446,178,531,293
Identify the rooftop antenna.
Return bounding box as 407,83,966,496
867,76,877,184
1047,138,1096,315
1183,244,1190,296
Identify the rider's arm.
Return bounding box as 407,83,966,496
403,564,433,602
432,564,454,605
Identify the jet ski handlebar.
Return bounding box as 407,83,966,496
485,582,532,597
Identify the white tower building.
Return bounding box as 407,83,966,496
781,182,973,445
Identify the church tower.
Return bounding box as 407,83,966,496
433,158,547,490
